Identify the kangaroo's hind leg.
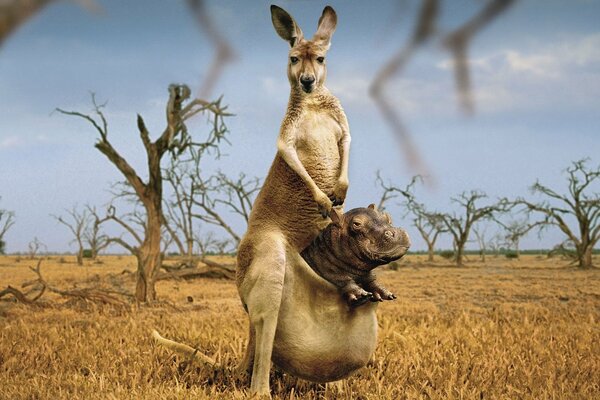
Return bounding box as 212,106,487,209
238,232,287,397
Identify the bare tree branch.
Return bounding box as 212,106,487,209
376,173,446,262
84,204,110,260
435,191,510,266
57,86,231,302
512,159,600,268
0,197,15,253
52,205,90,265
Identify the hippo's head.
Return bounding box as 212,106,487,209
328,204,411,270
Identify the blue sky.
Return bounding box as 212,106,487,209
0,0,599,253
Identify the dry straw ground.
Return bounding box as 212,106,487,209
0,254,599,399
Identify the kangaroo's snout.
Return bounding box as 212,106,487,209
300,75,315,92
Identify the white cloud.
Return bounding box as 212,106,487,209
504,50,560,78
327,76,371,107
430,33,600,114
261,76,287,96
0,136,21,150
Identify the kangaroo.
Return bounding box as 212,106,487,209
154,5,353,397
235,4,351,395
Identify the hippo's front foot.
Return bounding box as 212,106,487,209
342,284,373,306
366,282,396,302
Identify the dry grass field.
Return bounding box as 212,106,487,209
1,254,599,399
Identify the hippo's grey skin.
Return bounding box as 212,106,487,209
301,204,411,306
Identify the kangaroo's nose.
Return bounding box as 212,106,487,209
301,76,315,85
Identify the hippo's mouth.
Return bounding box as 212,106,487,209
372,245,410,264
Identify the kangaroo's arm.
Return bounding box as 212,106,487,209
277,127,332,216
331,109,351,205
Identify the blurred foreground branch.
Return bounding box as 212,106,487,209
371,0,515,174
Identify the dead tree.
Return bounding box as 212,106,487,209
436,191,509,266
96,204,143,255
487,232,507,258
496,218,541,259
512,159,600,268
52,205,90,265
163,142,261,261
56,85,230,302
0,259,130,307
412,210,447,262
472,224,487,262
163,155,198,263
195,231,231,258
27,237,45,259
0,198,15,254
190,170,260,248
84,205,110,260
377,173,447,262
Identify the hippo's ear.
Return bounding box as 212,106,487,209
329,207,343,226
368,203,377,211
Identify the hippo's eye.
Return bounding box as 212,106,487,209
290,56,299,64
316,56,325,64
351,221,362,230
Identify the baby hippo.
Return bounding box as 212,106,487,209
301,204,411,306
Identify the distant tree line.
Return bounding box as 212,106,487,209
377,158,600,269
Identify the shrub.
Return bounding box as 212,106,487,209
388,261,401,271
439,250,455,260
82,249,93,258
505,252,518,259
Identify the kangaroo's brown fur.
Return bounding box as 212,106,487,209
235,5,355,396
154,6,361,398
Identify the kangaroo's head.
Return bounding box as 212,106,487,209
270,5,337,95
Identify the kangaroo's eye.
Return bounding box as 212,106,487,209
316,57,325,64
290,56,299,64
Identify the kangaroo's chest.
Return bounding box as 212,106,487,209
295,111,342,179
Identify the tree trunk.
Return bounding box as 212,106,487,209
455,237,466,267
135,221,162,302
427,242,435,262
77,247,84,266
579,244,594,269
187,237,194,265
135,197,163,302
515,240,520,259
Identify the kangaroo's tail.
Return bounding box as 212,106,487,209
151,329,217,367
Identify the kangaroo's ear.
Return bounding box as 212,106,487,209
329,207,343,226
313,6,337,48
271,5,304,47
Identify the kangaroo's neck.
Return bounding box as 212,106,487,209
287,86,331,109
